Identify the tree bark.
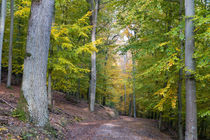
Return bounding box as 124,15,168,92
89,0,99,112
129,94,132,117
48,73,52,108
177,0,184,139
48,4,55,110
0,0,7,84
132,53,136,118
7,0,14,87
102,49,108,106
21,0,54,127
77,78,80,102
123,54,127,115
185,0,197,139
159,112,162,130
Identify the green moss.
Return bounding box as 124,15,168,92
12,109,27,121
12,90,29,121
24,52,31,59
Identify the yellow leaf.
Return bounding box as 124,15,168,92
0,127,8,131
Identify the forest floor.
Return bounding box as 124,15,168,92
0,83,172,140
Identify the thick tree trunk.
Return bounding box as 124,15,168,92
21,0,54,127
0,0,7,84
178,0,184,139
185,0,197,139
7,0,14,87
89,0,99,112
132,53,136,118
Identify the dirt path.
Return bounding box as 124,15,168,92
67,116,172,140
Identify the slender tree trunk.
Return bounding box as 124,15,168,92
123,54,127,115
124,84,126,115
89,0,99,112
132,53,136,118
21,0,54,127
185,0,197,139
102,49,108,106
178,0,184,139
77,78,80,102
178,70,183,140
7,0,14,87
48,73,52,107
47,3,55,110
159,112,162,130
129,94,132,117
0,0,7,84
102,96,106,106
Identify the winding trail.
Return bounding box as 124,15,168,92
67,116,172,140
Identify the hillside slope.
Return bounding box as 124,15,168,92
0,84,172,140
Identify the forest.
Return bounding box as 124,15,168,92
0,0,209,140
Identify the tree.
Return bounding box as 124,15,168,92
123,54,127,115
185,0,197,139
132,53,136,118
0,0,7,84
178,0,184,139
89,0,99,112
21,0,55,127
7,0,14,87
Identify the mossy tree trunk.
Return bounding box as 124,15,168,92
21,0,55,127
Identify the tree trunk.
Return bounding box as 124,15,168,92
21,0,54,127
48,73,52,108
102,49,108,106
185,0,197,139
178,0,184,139
0,0,7,84
7,0,14,87
129,94,132,117
102,96,106,106
159,112,162,130
132,53,136,118
77,78,80,102
89,0,99,112
123,54,127,115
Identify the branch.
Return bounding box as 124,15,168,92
164,0,179,3
0,98,16,109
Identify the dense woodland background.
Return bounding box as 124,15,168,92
0,0,209,139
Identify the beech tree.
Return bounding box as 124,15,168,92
0,0,7,84
0,0,208,138
89,0,99,112
185,0,197,139
21,0,55,126
178,0,184,139
7,0,14,87
132,53,136,118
